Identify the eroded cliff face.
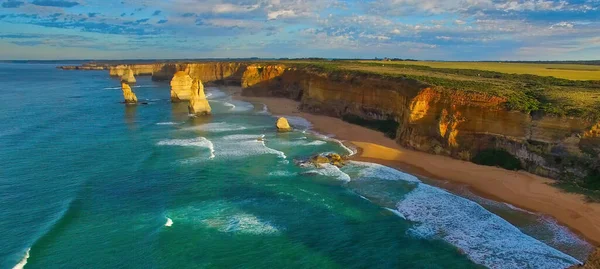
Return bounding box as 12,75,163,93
241,64,600,181
109,63,247,84
121,82,137,104
170,71,193,102
188,79,211,115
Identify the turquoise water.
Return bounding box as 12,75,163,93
0,63,593,268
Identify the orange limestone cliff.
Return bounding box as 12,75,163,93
240,64,600,182
121,82,137,104
120,68,137,84
188,79,211,115
170,71,193,102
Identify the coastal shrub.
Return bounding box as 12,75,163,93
581,169,600,190
472,149,523,171
342,114,399,139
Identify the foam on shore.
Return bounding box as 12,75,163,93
349,161,420,183
306,164,351,182
214,134,286,159
12,248,30,269
396,183,581,268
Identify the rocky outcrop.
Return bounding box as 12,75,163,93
276,117,292,132
241,64,600,182
121,82,137,104
170,71,193,102
188,79,211,115
120,68,136,84
307,153,346,168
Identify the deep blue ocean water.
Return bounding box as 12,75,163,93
0,63,593,268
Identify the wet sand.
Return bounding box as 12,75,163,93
236,94,600,246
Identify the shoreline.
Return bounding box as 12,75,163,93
234,93,600,247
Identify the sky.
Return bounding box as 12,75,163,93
0,0,599,60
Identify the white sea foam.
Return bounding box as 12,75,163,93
258,104,269,114
221,134,265,141
157,137,215,159
306,140,327,146
396,183,581,269
222,102,236,110
384,208,406,219
182,122,247,133
214,134,286,159
103,85,155,90
269,170,297,177
165,217,173,227
205,88,228,99
309,131,356,155
156,122,180,125
349,161,421,183
306,164,351,182
222,213,280,235
227,100,254,112
536,216,593,254
12,248,29,269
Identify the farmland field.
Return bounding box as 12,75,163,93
358,60,600,81
279,60,600,120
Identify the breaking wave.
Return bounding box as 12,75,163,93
396,183,581,269
305,164,351,182
12,249,30,269
182,122,247,133
157,137,215,159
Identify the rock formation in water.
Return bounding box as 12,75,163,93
188,79,211,115
170,71,193,102
306,153,345,168
120,68,137,84
121,82,137,104
276,117,292,132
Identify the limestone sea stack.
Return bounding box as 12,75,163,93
120,68,137,84
276,117,292,132
121,82,137,104
188,79,211,115
170,71,193,102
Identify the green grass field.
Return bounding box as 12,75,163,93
278,60,600,120
358,60,600,81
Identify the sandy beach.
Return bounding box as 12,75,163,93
237,94,600,246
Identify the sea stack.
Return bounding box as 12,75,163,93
188,79,211,115
121,82,137,104
276,117,292,132
170,71,193,102
120,68,136,84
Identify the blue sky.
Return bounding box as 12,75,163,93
0,0,599,60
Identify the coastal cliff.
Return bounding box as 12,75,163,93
188,79,211,115
102,61,599,183
108,62,246,84
240,64,600,183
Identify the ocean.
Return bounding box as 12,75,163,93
0,63,593,268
